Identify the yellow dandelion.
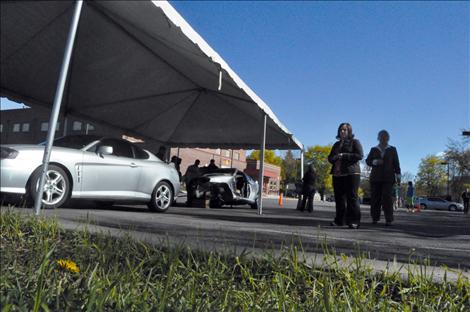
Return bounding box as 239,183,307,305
57,259,80,274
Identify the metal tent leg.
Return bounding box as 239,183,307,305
300,149,304,179
34,0,84,215
258,114,267,215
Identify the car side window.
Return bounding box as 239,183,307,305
133,145,149,160
99,139,133,158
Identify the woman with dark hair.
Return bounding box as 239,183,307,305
328,123,364,229
366,130,401,226
300,163,316,212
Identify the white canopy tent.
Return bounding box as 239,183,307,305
0,1,304,214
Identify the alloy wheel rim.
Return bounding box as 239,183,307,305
156,185,171,209
37,170,67,205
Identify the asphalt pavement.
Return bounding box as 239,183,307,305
3,196,469,275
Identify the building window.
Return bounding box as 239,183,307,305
13,123,20,132
41,122,60,131
222,150,230,157
22,123,30,132
73,121,82,131
215,148,221,155
85,123,95,132
41,122,49,132
233,152,240,160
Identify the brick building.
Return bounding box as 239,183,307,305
0,106,247,173
171,147,247,175
244,159,281,195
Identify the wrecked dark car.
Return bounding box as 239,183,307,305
191,168,260,209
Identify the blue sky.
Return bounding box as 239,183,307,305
1,1,469,175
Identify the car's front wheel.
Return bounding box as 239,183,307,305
420,204,427,210
148,181,173,212
29,165,71,209
448,205,457,211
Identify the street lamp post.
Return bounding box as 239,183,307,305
441,161,450,199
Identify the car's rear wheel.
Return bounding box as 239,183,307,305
420,204,427,210
250,197,259,210
148,181,173,212
29,165,70,209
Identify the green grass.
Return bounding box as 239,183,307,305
1,209,468,311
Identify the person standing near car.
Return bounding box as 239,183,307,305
366,130,401,226
328,123,364,229
462,187,470,214
406,181,415,212
185,159,201,206
207,159,219,170
300,164,316,213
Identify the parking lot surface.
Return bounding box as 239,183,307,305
4,197,470,271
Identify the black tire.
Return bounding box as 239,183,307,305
420,204,427,210
448,205,457,211
250,198,259,210
28,165,71,209
148,181,173,212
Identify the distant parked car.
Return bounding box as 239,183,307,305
416,197,463,211
0,135,180,212
191,168,259,209
325,195,335,202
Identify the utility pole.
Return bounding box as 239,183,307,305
440,161,450,199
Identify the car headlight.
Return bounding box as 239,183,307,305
0,147,19,159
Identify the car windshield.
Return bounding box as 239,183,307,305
202,168,237,176
40,135,101,150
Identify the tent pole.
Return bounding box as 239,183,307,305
300,149,304,179
230,149,234,168
257,114,267,215
34,0,84,215
63,116,68,136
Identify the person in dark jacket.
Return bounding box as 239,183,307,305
207,159,219,170
300,164,316,212
366,130,401,225
462,188,470,215
328,123,364,229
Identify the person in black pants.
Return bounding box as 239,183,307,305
462,188,470,215
366,130,401,226
300,164,316,212
328,123,363,229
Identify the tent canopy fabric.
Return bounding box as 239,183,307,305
1,1,303,150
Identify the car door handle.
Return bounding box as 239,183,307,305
130,162,138,168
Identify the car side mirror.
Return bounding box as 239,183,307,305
97,145,113,157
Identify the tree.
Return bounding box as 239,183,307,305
444,138,470,200
281,150,299,184
304,145,333,199
415,155,446,196
248,150,282,166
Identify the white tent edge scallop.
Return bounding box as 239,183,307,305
154,1,303,151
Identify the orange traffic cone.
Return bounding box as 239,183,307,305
278,193,283,207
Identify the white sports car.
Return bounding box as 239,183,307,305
1,135,180,212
